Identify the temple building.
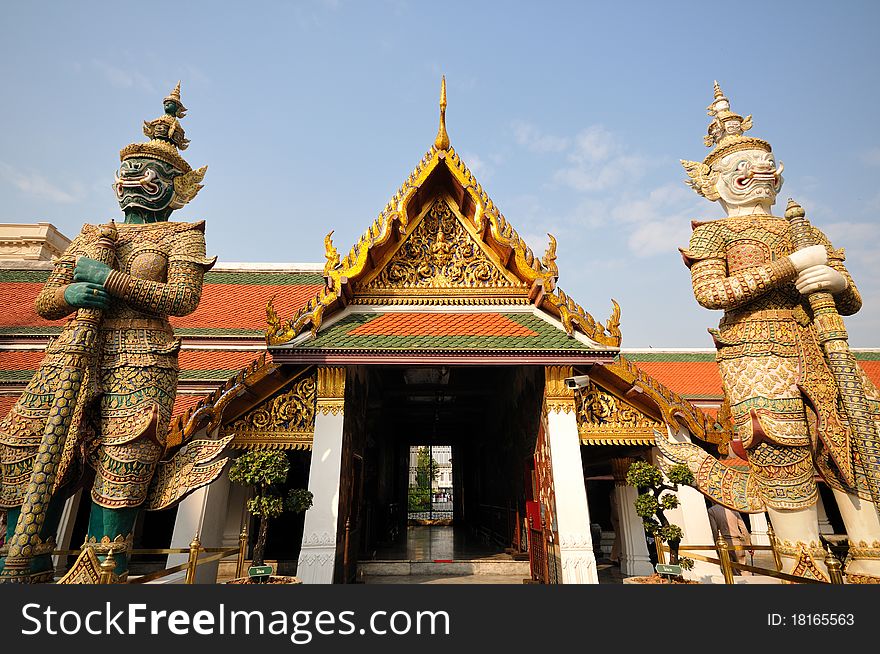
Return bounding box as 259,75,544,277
1,83,878,584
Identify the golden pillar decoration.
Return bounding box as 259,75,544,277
611,457,635,486
317,366,346,416
544,365,575,414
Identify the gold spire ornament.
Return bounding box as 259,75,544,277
682,81,766,199
323,230,341,277
434,76,450,151
119,82,206,211
164,81,187,117
137,82,193,162
701,81,760,165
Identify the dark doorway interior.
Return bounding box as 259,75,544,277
355,365,543,561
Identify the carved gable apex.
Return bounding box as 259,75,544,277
356,194,525,300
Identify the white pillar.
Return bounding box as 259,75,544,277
164,463,231,584
748,511,771,546
297,410,344,584
669,482,720,581
654,425,721,582
613,484,654,576
546,409,598,584
221,482,248,548
53,489,83,576
816,493,834,535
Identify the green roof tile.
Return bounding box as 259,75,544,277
294,312,600,352
621,352,717,363
0,269,51,283
202,271,324,285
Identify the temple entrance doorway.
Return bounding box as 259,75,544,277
351,365,543,581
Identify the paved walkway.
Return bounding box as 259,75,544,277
363,574,529,584
369,525,510,561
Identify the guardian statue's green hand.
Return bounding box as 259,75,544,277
72,256,112,285
63,282,110,310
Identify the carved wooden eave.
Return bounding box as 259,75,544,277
586,355,732,450
166,351,297,449
266,140,621,349
575,378,661,446
168,357,319,452
220,367,317,451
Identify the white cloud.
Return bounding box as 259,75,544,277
460,152,490,180
511,121,569,153
553,126,650,192
91,60,155,93
822,221,880,244
566,196,611,230
627,218,693,258
860,147,880,166
614,184,706,257
571,126,616,163
510,122,714,258
0,162,85,204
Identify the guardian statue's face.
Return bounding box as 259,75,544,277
714,149,784,209
114,157,178,212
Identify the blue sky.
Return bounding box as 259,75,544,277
2,1,878,347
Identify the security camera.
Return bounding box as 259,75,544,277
564,375,591,390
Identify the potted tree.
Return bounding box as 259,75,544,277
624,459,697,584
226,450,313,584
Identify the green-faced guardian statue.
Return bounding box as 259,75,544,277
0,82,220,582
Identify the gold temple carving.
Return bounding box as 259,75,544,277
223,372,317,450
361,197,521,293
576,381,660,445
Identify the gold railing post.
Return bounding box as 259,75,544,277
767,523,783,572
99,548,116,585
654,538,666,565
185,534,201,585
825,546,845,585
715,533,735,585
236,527,248,579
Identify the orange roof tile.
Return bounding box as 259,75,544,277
348,312,539,337
0,395,17,416
0,348,260,374
631,361,723,398
861,360,880,388
177,349,263,371
0,278,322,332
0,350,49,371
172,394,203,416
3,283,66,328
630,359,880,400
171,283,322,331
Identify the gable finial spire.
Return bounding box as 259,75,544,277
434,75,449,151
